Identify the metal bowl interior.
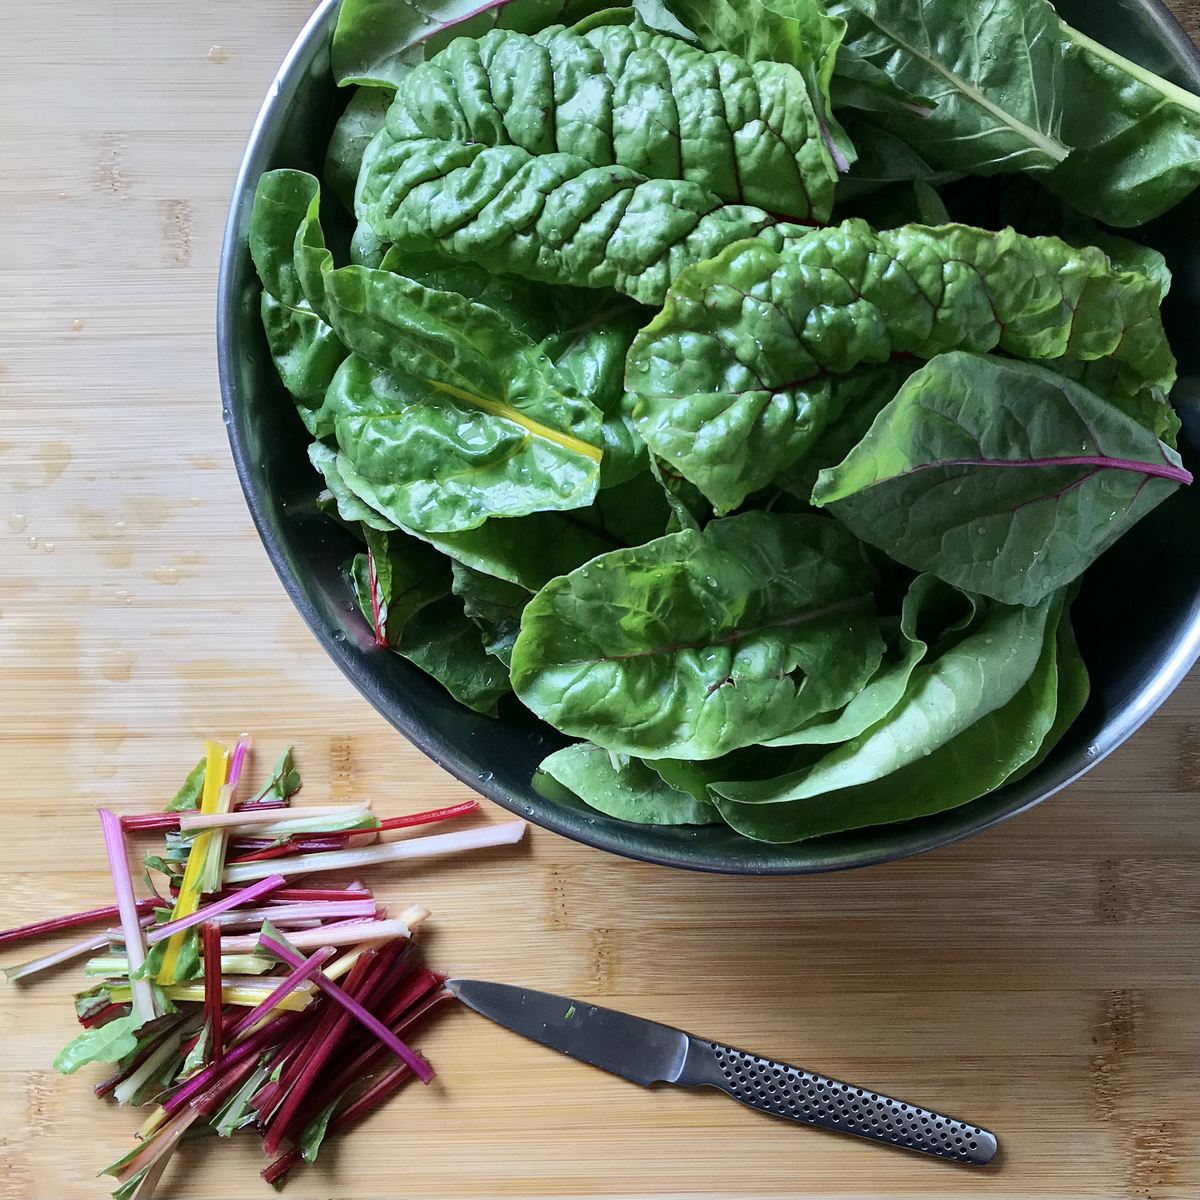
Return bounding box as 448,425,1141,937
219,0,1200,874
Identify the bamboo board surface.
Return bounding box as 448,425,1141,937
1,1,1198,1196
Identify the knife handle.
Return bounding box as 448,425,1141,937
684,1040,997,1166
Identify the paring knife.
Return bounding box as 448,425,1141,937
447,979,997,1166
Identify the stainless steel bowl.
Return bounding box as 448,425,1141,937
219,0,1200,873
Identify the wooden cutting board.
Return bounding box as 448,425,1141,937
1,2,1197,1196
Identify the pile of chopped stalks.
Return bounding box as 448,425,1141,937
0,737,526,1195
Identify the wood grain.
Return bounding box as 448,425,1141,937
1,2,1198,1197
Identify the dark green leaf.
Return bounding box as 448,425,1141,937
349,529,452,647
812,353,1189,606
764,573,966,747
395,595,513,714
245,747,303,805
451,564,529,667
249,170,349,429
511,512,884,758
320,269,605,532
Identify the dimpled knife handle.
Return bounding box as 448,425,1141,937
687,1040,998,1165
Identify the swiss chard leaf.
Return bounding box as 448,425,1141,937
245,746,303,805
627,219,1176,512
451,563,530,667
331,0,611,89
249,171,348,430
713,590,1060,806
763,573,969,747
1044,23,1200,227
383,23,834,218
164,758,206,812
812,353,1191,606
541,305,648,488
511,512,884,759
538,743,720,824
348,529,452,647
320,268,605,532
829,0,1069,174
395,596,513,715
357,23,830,302
713,591,1067,841
662,0,851,172
54,1013,145,1074
325,88,392,211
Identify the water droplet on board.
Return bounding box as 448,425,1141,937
152,565,180,584
7,512,26,532
207,44,229,62
42,541,55,553
71,319,85,332
27,535,38,549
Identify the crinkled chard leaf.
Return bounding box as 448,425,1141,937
812,353,1191,606
357,23,831,302
511,512,884,759
713,591,1068,841
249,170,348,431
627,219,1176,512
829,0,1069,175
538,743,720,824
713,589,1059,806
318,267,604,532
1043,23,1200,227
663,0,852,171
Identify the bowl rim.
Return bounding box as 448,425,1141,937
219,0,1200,875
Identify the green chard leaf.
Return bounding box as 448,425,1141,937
812,353,1191,606
357,23,832,302
627,219,1176,512
326,88,392,212
249,170,348,431
713,591,1068,841
348,527,453,647
319,267,605,533
331,0,615,89
245,746,303,805
451,563,530,667
395,595,513,714
663,0,852,171
763,573,970,747
164,757,206,812
537,743,721,824
1044,22,1200,227
713,589,1060,807
829,0,1069,174
54,1013,145,1075
511,512,884,759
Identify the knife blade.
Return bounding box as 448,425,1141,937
447,979,997,1166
